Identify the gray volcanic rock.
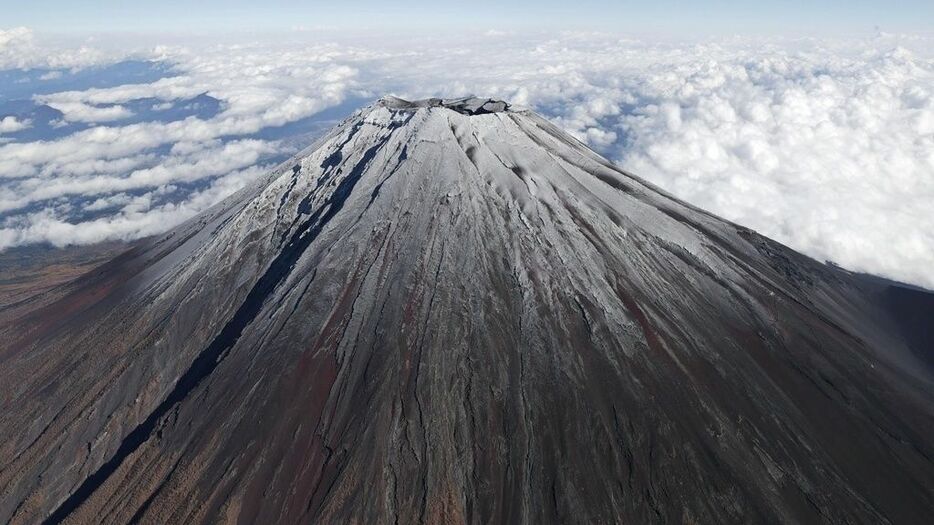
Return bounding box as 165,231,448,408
381,96,510,115
1,97,933,524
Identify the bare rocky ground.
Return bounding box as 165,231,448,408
1,97,932,524
0,242,129,312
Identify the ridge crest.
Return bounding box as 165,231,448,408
379,95,511,115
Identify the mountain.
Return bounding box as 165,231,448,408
1,97,932,524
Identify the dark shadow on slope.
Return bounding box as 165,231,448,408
851,273,934,372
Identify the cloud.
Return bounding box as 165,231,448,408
0,165,266,249
0,116,32,133
0,28,932,290
0,27,34,68
0,27,114,70
0,139,275,212
43,102,134,123
39,70,63,80
611,46,934,289
37,75,208,106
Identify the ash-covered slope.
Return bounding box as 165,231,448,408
1,97,933,524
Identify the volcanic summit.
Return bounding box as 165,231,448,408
1,97,932,524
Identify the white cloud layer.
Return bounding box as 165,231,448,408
0,27,115,70
1,29,932,289
614,47,934,289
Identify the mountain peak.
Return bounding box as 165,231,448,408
378,95,512,115
2,96,933,524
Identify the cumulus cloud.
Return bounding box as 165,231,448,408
0,165,266,249
38,70,63,80
0,27,115,70
613,46,934,288
0,116,31,133
37,75,208,107
43,102,134,123
0,139,275,212
1,29,932,290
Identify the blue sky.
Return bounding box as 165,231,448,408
2,0,932,35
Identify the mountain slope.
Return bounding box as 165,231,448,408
1,97,932,524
